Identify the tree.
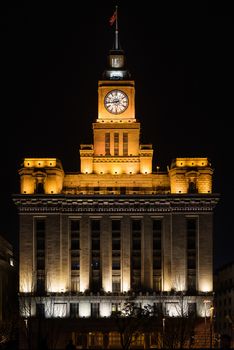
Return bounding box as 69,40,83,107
112,300,152,350
159,292,196,349
19,272,63,350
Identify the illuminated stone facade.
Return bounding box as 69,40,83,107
14,31,219,349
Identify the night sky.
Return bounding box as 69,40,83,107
1,3,233,270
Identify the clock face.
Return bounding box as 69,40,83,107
104,90,129,114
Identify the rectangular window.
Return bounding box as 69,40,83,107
112,303,121,313
131,220,141,290
71,275,79,292
188,302,196,316
153,220,162,291
70,220,80,274
70,303,79,318
91,220,101,292
112,277,121,292
36,303,45,318
36,220,45,252
91,303,100,318
105,133,110,155
114,132,119,156
187,218,197,291
112,220,121,291
35,219,46,293
112,259,120,270
112,220,121,250
36,273,45,294
153,220,162,269
123,133,128,156
53,303,67,318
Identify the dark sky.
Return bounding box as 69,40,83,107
1,3,233,270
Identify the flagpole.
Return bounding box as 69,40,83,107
115,5,118,50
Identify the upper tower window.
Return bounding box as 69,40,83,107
114,133,119,156
123,133,128,156
105,133,110,155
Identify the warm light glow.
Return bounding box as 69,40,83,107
19,158,64,194
112,167,121,175
100,302,111,317
201,299,212,317
140,168,151,174
102,278,112,293
199,279,212,293
24,158,57,168
47,303,67,318
165,302,180,317
93,163,140,175
47,278,67,293
20,175,35,195
163,278,172,292
122,278,130,292
82,168,92,174
79,302,91,317
20,299,36,317
169,157,213,194
170,180,187,194
20,273,33,293
175,158,208,167
172,276,186,292
80,274,89,293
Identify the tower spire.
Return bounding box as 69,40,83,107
114,5,119,50
103,6,131,80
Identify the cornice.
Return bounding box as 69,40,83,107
13,194,220,214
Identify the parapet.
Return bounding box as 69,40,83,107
19,158,64,194
169,157,213,194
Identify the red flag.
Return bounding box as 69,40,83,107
109,11,117,26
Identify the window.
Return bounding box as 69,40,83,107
112,259,120,270
91,220,101,292
131,220,141,290
71,261,80,270
112,277,121,292
36,303,45,318
188,181,197,193
153,220,162,291
37,273,45,294
91,303,100,318
71,275,79,292
36,182,44,194
188,302,196,315
105,133,110,155
123,133,128,156
92,257,100,270
109,332,120,347
35,219,45,293
70,303,79,318
112,303,121,313
88,332,103,346
53,303,67,318
114,133,119,156
187,218,197,291
70,220,80,274
112,220,121,231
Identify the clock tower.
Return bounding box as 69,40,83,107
80,23,153,175
15,9,218,349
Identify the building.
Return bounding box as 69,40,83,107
214,261,234,347
13,18,219,349
0,235,17,345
